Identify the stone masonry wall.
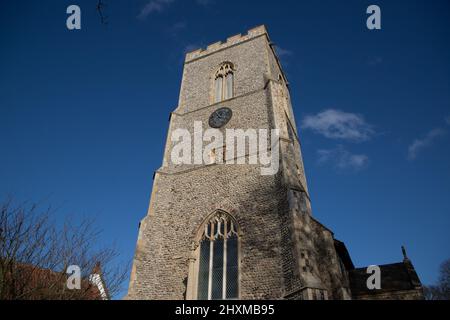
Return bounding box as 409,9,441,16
127,26,298,299
127,25,352,300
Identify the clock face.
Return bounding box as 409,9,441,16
208,107,232,128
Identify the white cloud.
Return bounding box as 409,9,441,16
317,145,368,171
138,0,212,19
138,0,175,19
407,128,446,160
167,21,187,36
274,46,293,58
183,44,201,54
301,109,374,142
445,116,450,126
368,56,383,66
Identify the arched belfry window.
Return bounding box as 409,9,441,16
196,211,239,300
214,63,234,103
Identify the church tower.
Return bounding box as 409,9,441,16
127,26,423,300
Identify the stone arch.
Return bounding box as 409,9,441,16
214,61,235,78
193,209,241,243
189,201,245,243
211,62,236,103
186,208,242,300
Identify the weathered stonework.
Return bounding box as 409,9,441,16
126,25,424,300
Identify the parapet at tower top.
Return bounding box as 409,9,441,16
185,25,270,63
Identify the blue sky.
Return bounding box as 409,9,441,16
1,0,449,298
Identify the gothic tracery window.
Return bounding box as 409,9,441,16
214,63,234,103
197,212,239,300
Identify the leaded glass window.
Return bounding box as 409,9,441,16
225,72,233,99
214,63,234,103
214,76,223,103
197,212,239,300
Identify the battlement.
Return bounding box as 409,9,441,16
185,25,269,63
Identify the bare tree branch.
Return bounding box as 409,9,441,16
0,197,129,300
424,258,450,300
97,0,108,25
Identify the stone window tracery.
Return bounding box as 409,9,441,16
214,63,234,103
196,211,239,300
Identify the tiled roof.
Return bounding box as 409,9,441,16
349,261,421,296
